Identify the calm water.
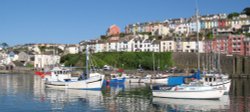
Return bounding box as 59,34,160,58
0,74,250,112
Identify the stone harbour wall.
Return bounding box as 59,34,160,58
172,52,250,78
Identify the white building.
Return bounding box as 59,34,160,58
131,35,148,52
117,36,134,52
107,40,118,52
65,44,80,54
182,41,204,53
142,39,152,52
174,24,190,36
95,42,106,53
151,40,160,52
0,52,8,65
152,23,170,36
3,51,19,64
34,55,60,68
160,39,176,52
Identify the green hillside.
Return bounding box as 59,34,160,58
60,52,173,70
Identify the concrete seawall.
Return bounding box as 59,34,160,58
172,52,250,78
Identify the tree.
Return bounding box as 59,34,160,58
1,43,8,48
227,12,239,19
242,7,250,16
0,42,9,51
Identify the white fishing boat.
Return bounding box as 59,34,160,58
126,76,143,83
202,72,231,93
44,45,105,90
43,67,78,82
152,82,225,100
142,74,169,84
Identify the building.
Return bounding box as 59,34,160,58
242,25,250,33
182,41,204,53
213,34,245,56
160,38,176,52
203,40,213,53
117,35,133,52
107,24,120,36
95,40,106,53
151,40,160,52
18,51,32,64
244,37,250,56
174,24,189,36
4,51,19,64
34,55,60,68
64,44,80,54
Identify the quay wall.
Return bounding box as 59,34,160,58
172,52,250,78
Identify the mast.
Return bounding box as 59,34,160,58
218,41,221,74
196,2,200,71
152,51,155,74
86,45,89,77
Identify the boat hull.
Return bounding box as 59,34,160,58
152,89,224,100
45,75,105,90
204,79,231,93
110,77,126,84
143,78,168,84
127,78,143,83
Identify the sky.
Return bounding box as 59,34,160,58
0,0,249,46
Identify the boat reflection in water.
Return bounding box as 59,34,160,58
44,88,104,111
152,95,230,111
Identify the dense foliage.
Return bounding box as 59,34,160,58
60,52,173,70
242,7,250,16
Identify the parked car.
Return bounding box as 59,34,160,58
103,65,112,71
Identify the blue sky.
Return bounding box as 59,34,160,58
0,0,249,46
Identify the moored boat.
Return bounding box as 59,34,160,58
202,72,231,94
44,45,105,90
45,73,105,90
152,82,225,100
142,74,169,84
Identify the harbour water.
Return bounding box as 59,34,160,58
0,74,250,112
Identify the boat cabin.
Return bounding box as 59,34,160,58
47,67,72,82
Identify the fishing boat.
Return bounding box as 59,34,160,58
44,45,105,90
152,82,225,100
109,73,127,84
45,73,105,90
142,74,169,84
126,75,143,83
201,72,231,93
42,67,78,82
